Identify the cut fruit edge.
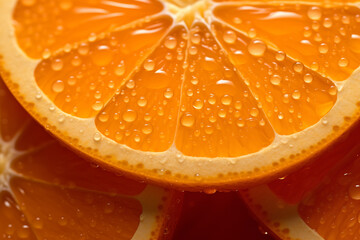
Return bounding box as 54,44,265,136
2,0,360,190
0,76,184,240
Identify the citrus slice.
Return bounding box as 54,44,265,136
0,76,182,240
241,121,360,240
1,0,360,189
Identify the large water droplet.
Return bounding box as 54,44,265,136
181,113,195,127
123,109,137,123
52,80,65,93
223,30,237,44
248,40,267,57
307,6,322,20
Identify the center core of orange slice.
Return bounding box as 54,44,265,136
165,0,211,27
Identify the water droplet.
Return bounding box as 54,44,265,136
328,86,337,96
323,18,332,28
122,109,137,123
248,40,267,57
338,57,349,67
104,201,115,214
190,33,201,44
307,6,322,21
98,112,109,122
319,43,328,54
189,45,198,55
115,64,125,76
218,109,227,118
137,97,147,107
221,95,232,105
304,73,313,83
52,80,65,93
349,183,360,200
92,101,103,111
292,90,301,100
33,217,43,229
126,79,135,89
223,30,236,44
142,124,153,135
93,132,102,142
58,216,68,226
204,125,214,135
78,43,89,55
92,45,113,66
208,95,216,105
51,59,63,71
293,62,304,73
237,119,245,127
275,51,286,61
181,113,195,127
164,88,173,99
192,99,203,109
165,36,177,49
42,49,51,59
250,108,259,117
270,75,281,86
144,59,155,71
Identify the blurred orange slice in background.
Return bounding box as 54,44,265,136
241,120,360,240
1,0,360,190
0,74,182,240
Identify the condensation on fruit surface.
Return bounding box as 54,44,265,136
13,0,360,157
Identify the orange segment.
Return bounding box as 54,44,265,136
213,21,337,135
10,177,142,240
35,16,173,118
11,143,146,195
95,25,187,152
176,22,274,157
13,0,164,58
0,191,37,240
214,4,360,81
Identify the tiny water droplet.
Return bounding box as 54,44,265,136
223,30,236,44
304,73,313,83
270,75,281,86
144,59,155,71
52,80,65,93
307,6,322,21
338,57,349,67
93,132,102,142
349,183,360,200
51,59,63,71
165,36,177,49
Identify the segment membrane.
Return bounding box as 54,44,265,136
175,22,274,157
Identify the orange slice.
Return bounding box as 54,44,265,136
1,0,360,189
241,121,360,240
0,75,182,240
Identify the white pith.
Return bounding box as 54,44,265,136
1,0,360,187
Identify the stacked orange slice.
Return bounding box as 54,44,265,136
0,75,181,240
242,121,360,240
1,0,360,190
